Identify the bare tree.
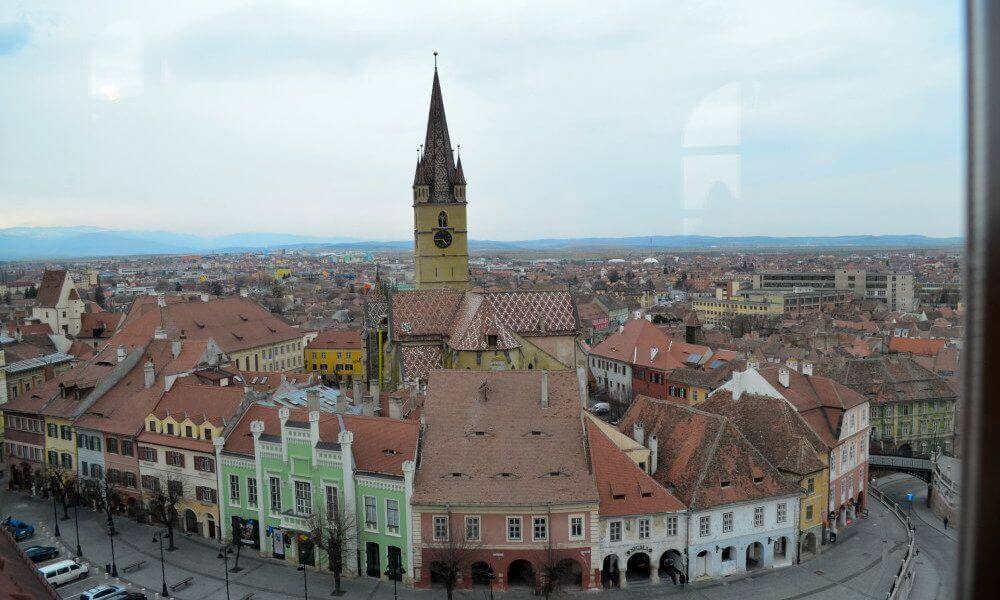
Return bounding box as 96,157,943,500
308,507,358,595
425,510,481,600
46,466,75,520
146,479,183,551
537,525,569,600
225,528,246,573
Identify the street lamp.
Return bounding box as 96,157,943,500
297,564,309,600
384,564,406,600
152,530,170,598
102,484,118,578
72,497,82,557
217,544,232,600
51,493,61,537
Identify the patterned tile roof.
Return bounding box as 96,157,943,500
400,344,444,382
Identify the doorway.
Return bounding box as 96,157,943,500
366,542,381,577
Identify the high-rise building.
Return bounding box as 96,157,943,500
751,269,915,311
411,61,470,290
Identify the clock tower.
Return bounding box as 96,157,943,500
412,59,470,290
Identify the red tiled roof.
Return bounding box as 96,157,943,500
412,370,597,506
35,270,67,308
586,418,685,516
888,337,947,357
757,364,867,447
619,396,798,510
307,329,363,350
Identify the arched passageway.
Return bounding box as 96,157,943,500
626,552,651,581
746,542,764,571
659,550,684,583
507,559,535,587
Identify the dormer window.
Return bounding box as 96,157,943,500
720,480,731,488
148,420,157,433
487,334,498,348
753,476,764,484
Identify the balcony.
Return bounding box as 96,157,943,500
279,511,314,532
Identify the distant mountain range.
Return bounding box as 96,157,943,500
0,227,963,260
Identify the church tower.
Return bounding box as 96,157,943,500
412,58,470,290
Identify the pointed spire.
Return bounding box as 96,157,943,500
454,151,466,186
420,55,458,201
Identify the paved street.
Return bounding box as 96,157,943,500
1,480,927,600
877,473,958,600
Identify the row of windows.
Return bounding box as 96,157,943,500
433,515,585,543
698,503,788,537
137,447,215,472
6,441,42,461
146,420,214,441
47,450,72,469
140,476,216,503
46,423,73,441
608,516,678,542
4,415,42,433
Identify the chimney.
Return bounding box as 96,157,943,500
778,366,790,388
307,388,321,413
576,366,588,410
156,294,166,308
154,327,167,340
143,359,155,388
170,341,181,359
309,408,321,451
633,422,645,445
116,345,127,363
371,381,381,403
802,361,814,376
389,395,403,420
200,293,210,302
649,434,659,475
352,379,363,407
540,370,549,408
339,379,349,400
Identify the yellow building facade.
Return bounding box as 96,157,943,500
305,330,366,382
43,416,77,471
799,465,830,557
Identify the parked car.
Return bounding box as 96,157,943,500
38,559,88,586
24,545,59,563
2,517,34,540
79,584,129,600
589,402,610,415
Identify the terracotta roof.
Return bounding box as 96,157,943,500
79,312,124,338
835,355,957,405
619,396,798,510
757,364,868,447
159,296,305,353
150,379,245,427
222,404,417,476
586,418,685,516
35,270,68,308
698,391,827,476
590,319,688,371
412,370,597,506
888,337,947,357
307,329,364,350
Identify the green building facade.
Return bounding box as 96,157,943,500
216,403,417,582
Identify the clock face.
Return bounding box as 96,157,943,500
433,229,453,249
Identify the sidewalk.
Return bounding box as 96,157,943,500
1,486,911,600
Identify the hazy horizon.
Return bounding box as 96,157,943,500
0,1,964,239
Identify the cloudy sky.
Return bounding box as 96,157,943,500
0,1,963,240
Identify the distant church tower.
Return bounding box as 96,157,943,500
412,57,470,290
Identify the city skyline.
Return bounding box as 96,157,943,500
0,1,964,239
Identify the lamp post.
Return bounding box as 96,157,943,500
73,498,82,557
298,564,309,600
217,544,232,600
102,483,118,578
384,564,406,600
152,530,169,598
51,493,61,537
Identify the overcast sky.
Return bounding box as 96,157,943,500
0,1,963,240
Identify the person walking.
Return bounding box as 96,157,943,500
943,516,950,529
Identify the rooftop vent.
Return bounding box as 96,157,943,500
753,476,764,484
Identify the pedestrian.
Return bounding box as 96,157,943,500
943,516,949,530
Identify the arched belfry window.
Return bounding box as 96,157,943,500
438,211,448,228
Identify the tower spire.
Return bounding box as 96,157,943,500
419,54,458,201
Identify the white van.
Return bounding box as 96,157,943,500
38,559,89,586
